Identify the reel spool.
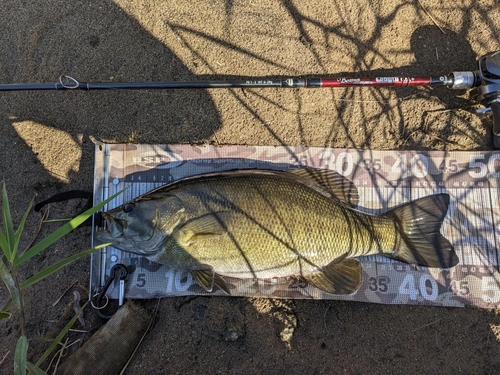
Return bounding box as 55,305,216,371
472,51,500,149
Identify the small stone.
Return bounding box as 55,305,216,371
223,319,245,342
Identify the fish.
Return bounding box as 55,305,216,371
95,168,458,295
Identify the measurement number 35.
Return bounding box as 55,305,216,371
368,276,389,292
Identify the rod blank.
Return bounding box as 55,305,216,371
0,73,475,92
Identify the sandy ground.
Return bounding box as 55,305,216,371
1,0,500,374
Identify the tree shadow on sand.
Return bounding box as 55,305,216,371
0,0,222,197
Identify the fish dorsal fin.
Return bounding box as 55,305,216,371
192,269,230,294
287,168,359,207
303,257,362,295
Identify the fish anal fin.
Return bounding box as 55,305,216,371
288,168,359,207
192,269,230,295
304,258,362,295
213,273,231,295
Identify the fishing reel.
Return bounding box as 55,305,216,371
470,51,500,149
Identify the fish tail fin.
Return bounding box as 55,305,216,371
384,193,458,268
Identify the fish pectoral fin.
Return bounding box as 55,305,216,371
303,258,362,295
178,212,232,245
192,269,230,295
157,196,186,234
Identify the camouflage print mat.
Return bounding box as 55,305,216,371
90,144,500,308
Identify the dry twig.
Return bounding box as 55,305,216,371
49,338,81,375
0,351,10,367
417,0,446,34
412,319,441,332
21,205,50,255
52,281,78,307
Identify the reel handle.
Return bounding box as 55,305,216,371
491,100,500,149
471,51,500,149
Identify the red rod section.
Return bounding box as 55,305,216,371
319,76,432,87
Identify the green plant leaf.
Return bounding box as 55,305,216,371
21,243,110,290
15,189,124,266
14,335,28,375
36,301,88,367
13,199,34,259
0,310,11,319
0,256,20,309
1,294,12,311
0,227,10,260
26,362,48,375
2,182,16,262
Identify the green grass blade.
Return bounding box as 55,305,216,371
13,199,34,259
0,257,20,309
20,243,110,290
2,183,16,262
41,218,72,223
14,335,28,375
1,295,13,312
35,301,88,367
0,228,10,260
27,362,48,375
15,189,124,266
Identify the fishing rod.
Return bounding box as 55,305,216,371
0,72,479,91
2,51,500,147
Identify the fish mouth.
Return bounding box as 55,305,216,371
99,213,127,239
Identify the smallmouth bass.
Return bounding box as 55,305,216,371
96,168,458,295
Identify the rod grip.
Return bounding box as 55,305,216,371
491,100,500,149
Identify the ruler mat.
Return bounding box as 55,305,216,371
90,144,500,308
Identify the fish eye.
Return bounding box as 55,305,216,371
123,203,135,213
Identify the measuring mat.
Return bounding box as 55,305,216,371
90,144,500,308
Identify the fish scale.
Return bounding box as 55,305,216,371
169,174,396,279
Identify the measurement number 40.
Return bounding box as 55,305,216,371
398,274,439,301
